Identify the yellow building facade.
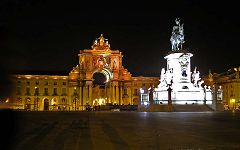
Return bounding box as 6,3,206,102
9,34,159,111
203,68,240,110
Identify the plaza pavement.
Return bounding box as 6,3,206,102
1,110,240,150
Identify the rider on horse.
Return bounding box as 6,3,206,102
170,18,185,51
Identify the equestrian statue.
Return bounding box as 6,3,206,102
170,18,185,51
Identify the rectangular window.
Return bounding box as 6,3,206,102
134,88,138,96
44,88,49,95
26,87,30,95
63,82,66,85
231,90,233,97
35,87,39,95
16,86,21,95
54,82,57,86
53,88,58,95
124,88,127,95
62,88,67,96
17,81,21,85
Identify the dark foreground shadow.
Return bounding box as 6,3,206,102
0,109,19,150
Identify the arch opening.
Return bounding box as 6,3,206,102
92,71,110,106
44,99,49,111
93,72,106,85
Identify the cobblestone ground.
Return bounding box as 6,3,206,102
1,110,240,150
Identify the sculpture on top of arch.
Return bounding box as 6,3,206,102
91,34,111,50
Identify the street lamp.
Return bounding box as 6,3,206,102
231,98,236,111
35,86,38,111
234,67,240,79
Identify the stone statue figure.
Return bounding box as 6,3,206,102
192,67,201,87
166,69,173,85
170,18,185,51
113,60,117,69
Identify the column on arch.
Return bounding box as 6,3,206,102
79,81,84,110
83,80,93,107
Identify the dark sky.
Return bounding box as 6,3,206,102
0,0,239,78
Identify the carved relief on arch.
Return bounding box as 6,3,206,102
82,55,93,71
91,55,111,70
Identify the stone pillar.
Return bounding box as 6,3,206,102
110,81,119,104
130,86,133,105
86,80,93,106
79,83,83,110
119,82,122,105
115,81,119,104
82,80,92,108
106,83,110,103
83,84,87,107
114,85,117,103
115,83,119,104
110,81,121,104
149,87,154,111
149,87,154,105
110,82,113,103
212,84,217,111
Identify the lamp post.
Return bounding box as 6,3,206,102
231,98,236,111
167,78,173,112
35,86,38,111
167,84,173,112
234,67,240,79
140,88,145,105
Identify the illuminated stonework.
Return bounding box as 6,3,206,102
140,19,223,110
203,68,240,110
91,34,111,50
153,50,213,105
8,34,159,111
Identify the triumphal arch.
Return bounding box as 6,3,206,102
69,34,134,108
10,34,159,111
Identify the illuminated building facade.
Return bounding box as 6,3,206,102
9,34,159,111
203,67,240,110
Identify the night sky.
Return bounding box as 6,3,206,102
0,0,239,79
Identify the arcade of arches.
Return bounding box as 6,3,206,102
10,34,159,111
